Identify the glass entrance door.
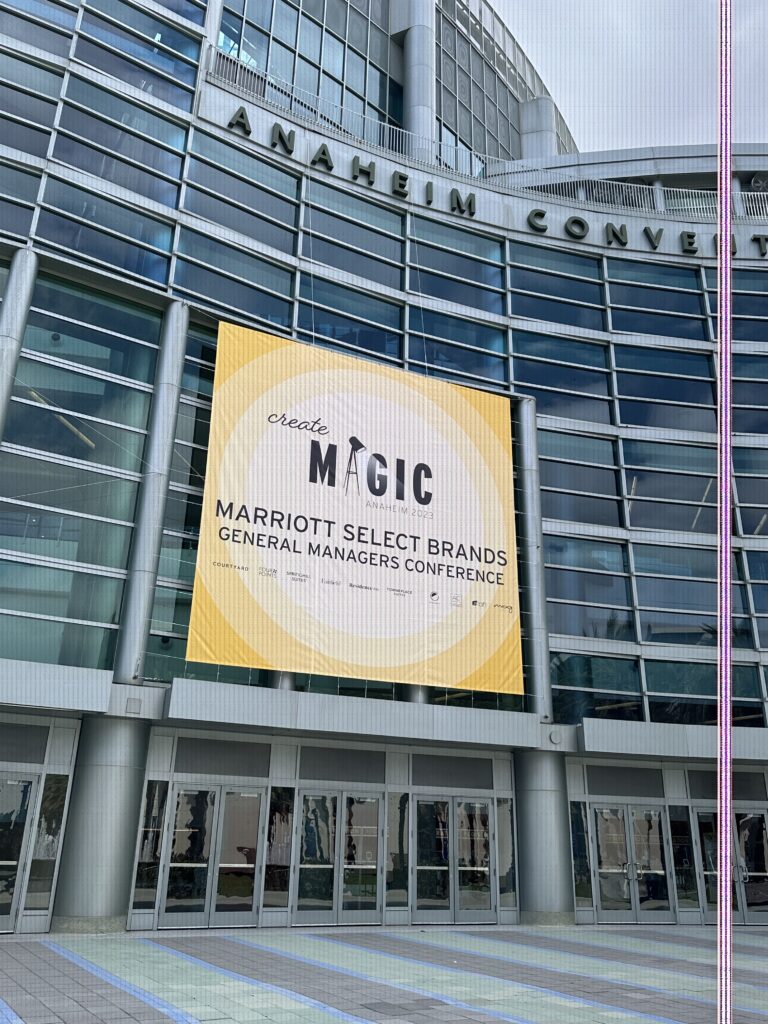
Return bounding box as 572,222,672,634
0,777,35,933
293,792,383,925
159,786,265,928
592,805,675,923
693,809,719,924
734,811,768,923
413,797,496,924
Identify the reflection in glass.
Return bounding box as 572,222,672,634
386,793,409,907
496,798,516,909
736,813,768,911
696,811,719,909
297,794,336,912
263,786,294,908
165,789,215,913
342,797,379,911
456,801,490,910
631,809,670,910
668,807,699,909
569,802,592,907
215,791,260,913
0,780,33,921
24,775,68,911
416,800,450,910
132,781,168,910
593,807,631,911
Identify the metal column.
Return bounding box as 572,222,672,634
402,0,436,157
0,247,38,441
53,716,150,926
513,396,552,721
113,300,189,683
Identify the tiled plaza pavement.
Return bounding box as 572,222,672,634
0,926,766,1024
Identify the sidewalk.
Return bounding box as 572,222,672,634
0,925,763,1024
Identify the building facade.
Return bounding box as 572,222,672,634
1,0,768,934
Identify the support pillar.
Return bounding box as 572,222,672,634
732,176,745,217
53,717,150,928
513,397,552,721
652,178,666,213
520,97,559,160
0,247,38,441
113,301,189,683
514,749,573,922
270,671,295,690
402,0,436,160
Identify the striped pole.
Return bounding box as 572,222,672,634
717,1,732,1022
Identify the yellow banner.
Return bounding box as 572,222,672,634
186,325,522,693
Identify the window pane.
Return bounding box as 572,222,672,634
510,242,600,279
511,267,603,305
607,258,700,289
623,439,715,474
513,293,604,331
615,345,712,378
551,653,640,692
539,431,614,465
548,603,636,641
514,332,606,368
546,568,630,605
0,613,116,669
611,309,707,341
544,535,627,572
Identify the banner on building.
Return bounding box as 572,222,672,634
186,324,522,693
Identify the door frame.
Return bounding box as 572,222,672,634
291,789,385,926
411,794,498,925
0,773,39,935
733,808,768,925
590,801,676,924
157,783,267,929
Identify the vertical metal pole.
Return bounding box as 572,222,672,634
0,247,38,441
113,301,189,684
717,3,732,1022
514,397,552,721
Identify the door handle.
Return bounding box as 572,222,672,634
634,862,645,881
741,866,750,883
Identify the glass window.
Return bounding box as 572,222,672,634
516,386,612,425
551,653,640,692
298,16,322,62
188,156,297,225
0,51,63,97
539,431,615,465
174,261,290,327
184,189,294,254
617,372,714,405
624,467,714,504
177,229,292,295
640,612,753,648
411,308,504,353
611,309,708,341
544,535,627,572
191,132,298,199
547,602,635,642
634,544,716,579
410,270,503,315
306,207,401,263
569,802,593,906
546,568,630,606
0,502,131,570
0,450,138,522
619,402,716,433
541,492,622,527
649,698,762,728
386,792,409,907
0,612,116,669
734,355,768,380
31,277,161,345
623,439,715,474
132,781,168,909
610,282,702,315
553,689,643,724
52,136,177,207
1,6,74,57
0,558,123,623
409,337,505,381
607,258,700,290
513,294,605,331
298,306,400,359
747,551,768,581
614,345,712,378
302,235,400,290
299,276,401,330
263,786,295,908
515,359,609,397
510,267,603,305
87,0,200,58
637,577,744,614
514,332,605,368
412,216,502,262
74,36,194,110
411,241,503,288
37,212,169,282
509,242,601,280
496,797,516,908
44,179,172,250
0,84,56,128
540,461,618,495
24,774,69,911
65,77,186,150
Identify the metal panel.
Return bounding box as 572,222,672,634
689,770,767,801
412,754,493,790
586,765,664,798
174,738,270,777
299,747,385,783
0,723,49,765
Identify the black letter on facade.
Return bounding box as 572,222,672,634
450,189,476,216
270,122,295,154
311,144,334,171
352,157,376,185
643,225,664,250
391,171,409,198
605,223,628,246
752,234,768,257
228,107,252,136
680,230,698,254
565,216,589,239
309,441,337,486
413,464,432,506
527,209,548,233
